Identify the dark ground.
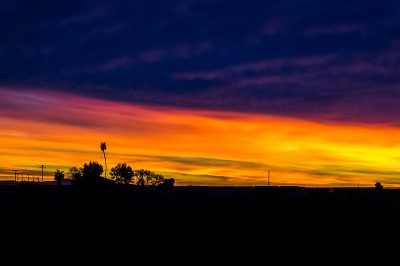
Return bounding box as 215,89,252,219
0,184,399,265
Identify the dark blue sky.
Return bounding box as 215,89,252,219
1,0,400,123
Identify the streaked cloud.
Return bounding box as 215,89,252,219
1,0,399,124
1,88,400,187
1,1,400,186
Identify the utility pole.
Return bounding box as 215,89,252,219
39,165,46,182
12,170,19,183
27,173,30,182
268,170,271,187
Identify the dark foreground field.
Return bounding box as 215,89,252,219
0,185,399,265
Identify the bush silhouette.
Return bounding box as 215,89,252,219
110,163,134,184
375,182,383,190
161,178,175,189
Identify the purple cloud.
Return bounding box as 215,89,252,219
99,56,135,71
1,0,400,126
260,16,290,36
172,55,335,80
137,41,212,63
305,23,366,35
58,2,113,27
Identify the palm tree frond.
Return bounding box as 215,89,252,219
100,142,107,152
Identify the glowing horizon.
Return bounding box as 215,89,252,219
1,88,400,187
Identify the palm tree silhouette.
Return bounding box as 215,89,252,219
54,169,64,186
101,142,107,179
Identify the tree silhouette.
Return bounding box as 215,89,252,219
161,178,175,189
68,166,82,184
375,182,383,190
134,169,167,186
135,169,152,186
81,161,103,184
54,169,65,186
100,142,107,179
150,173,165,186
110,163,134,184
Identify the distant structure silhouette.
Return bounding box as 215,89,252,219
100,142,107,179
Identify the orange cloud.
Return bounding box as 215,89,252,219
1,88,400,187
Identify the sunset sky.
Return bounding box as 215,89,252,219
1,0,400,186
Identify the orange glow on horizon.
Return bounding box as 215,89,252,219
1,88,400,187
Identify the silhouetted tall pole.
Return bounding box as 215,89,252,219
268,170,270,187
39,165,46,182
27,173,30,182
12,170,19,183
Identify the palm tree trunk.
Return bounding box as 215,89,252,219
103,152,107,179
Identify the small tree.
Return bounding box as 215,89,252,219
375,182,383,191
81,161,103,184
162,178,175,189
54,169,65,186
135,169,152,186
133,169,167,186
110,163,134,184
150,173,165,186
68,166,82,184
